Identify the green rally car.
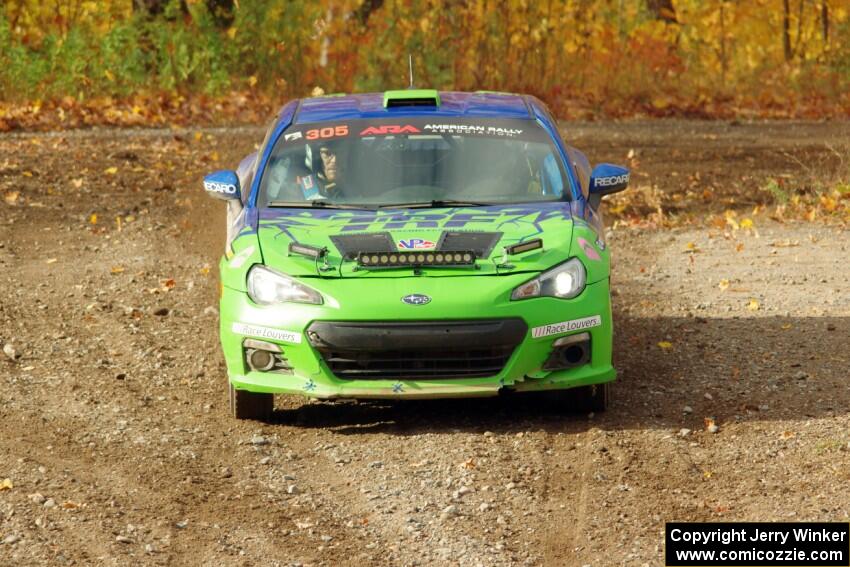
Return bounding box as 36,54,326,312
203,90,629,420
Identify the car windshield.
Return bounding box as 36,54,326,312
257,117,569,208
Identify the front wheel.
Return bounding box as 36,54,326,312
572,382,610,413
543,382,610,414
229,383,273,421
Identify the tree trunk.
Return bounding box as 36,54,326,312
782,0,793,61
719,0,727,87
645,0,678,24
133,0,188,19
355,0,384,25
821,0,829,44
206,0,235,28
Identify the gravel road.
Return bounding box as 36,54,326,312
0,120,848,566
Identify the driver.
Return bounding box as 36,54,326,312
298,141,346,200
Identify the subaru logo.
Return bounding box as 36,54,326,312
402,294,431,306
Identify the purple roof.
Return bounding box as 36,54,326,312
292,91,533,124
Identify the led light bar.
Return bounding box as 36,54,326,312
357,250,476,268
289,242,328,259
504,239,543,256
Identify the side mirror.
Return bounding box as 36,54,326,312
589,163,629,197
203,170,241,201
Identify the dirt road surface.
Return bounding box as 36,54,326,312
1,120,848,566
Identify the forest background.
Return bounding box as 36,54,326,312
0,0,848,130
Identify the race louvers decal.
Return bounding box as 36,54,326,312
232,323,303,344
531,315,602,339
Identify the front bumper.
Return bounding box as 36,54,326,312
219,273,615,399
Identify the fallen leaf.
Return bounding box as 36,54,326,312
71,178,84,188
780,430,795,440
781,323,793,330
657,341,673,350
61,500,81,509
162,278,176,290
22,170,33,177
104,166,118,175
718,279,730,291
89,213,97,225
740,218,754,230
735,242,744,252
0,478,12,490
703,471,713,479
110,266,125,274
46,258,58,264
4,191,20,205
747,299,760,311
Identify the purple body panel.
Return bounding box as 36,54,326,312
292,92,532,124
227,92,605,241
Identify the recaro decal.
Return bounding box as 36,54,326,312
205,180,237,195
359,125,421,136
593,173,629,188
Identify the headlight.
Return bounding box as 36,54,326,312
246,265,323,305
511,257,586,300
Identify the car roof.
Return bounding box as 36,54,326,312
289,91,534,125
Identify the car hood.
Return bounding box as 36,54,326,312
255,202,578,278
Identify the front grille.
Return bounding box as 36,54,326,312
307,319,527,379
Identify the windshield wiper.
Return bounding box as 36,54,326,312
377,199,494,209
268,201,376,210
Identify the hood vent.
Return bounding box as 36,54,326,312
437,231,502,259
330,232,395,260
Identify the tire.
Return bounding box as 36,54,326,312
572,382,610,413
229,383,274,421
541,382,610,414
